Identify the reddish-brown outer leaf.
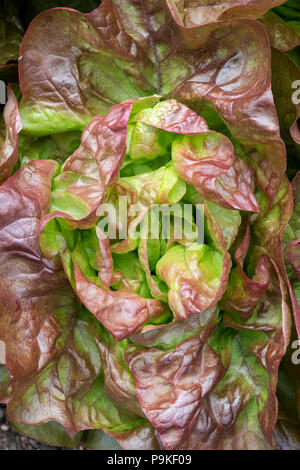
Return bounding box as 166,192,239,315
169,19,286,207
167,0,285,27
0,162,160,448
98,341,143,418
132,256,289,449
0,160,73,415
73,263,167,341
225,258,292,436
260,12,300,52
0,87,22,184
0,160,77,427
19,2,286,207
126,327,225,450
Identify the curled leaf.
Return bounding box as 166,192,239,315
156,243,231,319
74,262,168,341
0,87,22,184
172,133,259,212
